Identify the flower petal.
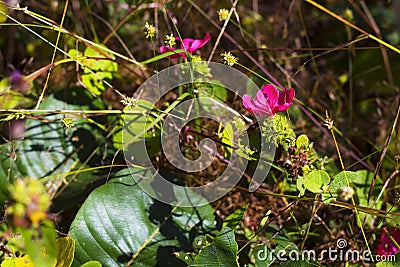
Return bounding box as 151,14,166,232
243,94,271,116
181,38,194,52
255,90,268,106
377,228,400,256
275,103,292,112
261,84,279,108
160,46,173,53
278,88,295,106
287,88,295,101
255,90,272,114
242,94,256,112
181,32,210,54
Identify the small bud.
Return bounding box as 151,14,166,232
218,9,229,21
337,185,355,201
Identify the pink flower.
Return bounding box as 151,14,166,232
160,33,210,59
242,84,295,116
377,228,400,256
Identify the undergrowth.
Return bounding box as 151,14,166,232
0,0,399,266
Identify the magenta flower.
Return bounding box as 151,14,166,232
160,33,210,59
242,84,295,117
377,228,400,256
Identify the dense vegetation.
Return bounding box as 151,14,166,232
0,0,399,266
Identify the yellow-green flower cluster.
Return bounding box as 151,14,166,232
120,96,136,107
221,52,238,66
218,8,229,21
165,34,176,48
144,22,156,39
343,8,354,21
60,117,74,129
262,114,296,149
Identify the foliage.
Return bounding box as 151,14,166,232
0,1,399,267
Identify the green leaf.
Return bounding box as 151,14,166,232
352,170,383,206
68,47,118,95
20,221,57,267
0,77,33,109
80,262,102,267
0,96,73,180
55,237,75,267
0,91,33,109
329,171,358,194
303,170,330,193
140,49,187,65
194,227,239,267
295,134,309,149
348,170,384,226
296,177,306,196
69,168,219,267
114,100,161,159
223,205,248,229
197,81,228,102
112,128,123,149
121,100,160,140
220,122,234,157
0,2,8,23
330,170,383,207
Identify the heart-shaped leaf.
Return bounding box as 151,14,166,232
69,168,219,267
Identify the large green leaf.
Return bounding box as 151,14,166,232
0,96,79,179
0,97,77,208
0,93,108,208
69,168,219,267
194,227,239,267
